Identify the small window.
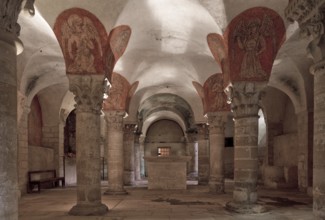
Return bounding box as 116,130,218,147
157,147,171,157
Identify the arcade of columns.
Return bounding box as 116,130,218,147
0,0,325,219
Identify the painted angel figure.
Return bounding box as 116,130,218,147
210,77,225,110
61,14,102,74
234,15,275,79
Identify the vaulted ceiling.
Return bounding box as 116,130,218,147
17,0,312,131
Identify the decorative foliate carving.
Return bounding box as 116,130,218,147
206,112,227,135
0,0,35,36
285,0,325,65
285,0,325,39
225,82,266,118
285,0,321,24
68,75,106,114
105,111,125,131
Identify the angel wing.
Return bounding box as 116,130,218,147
61,22,74,59
232,20,248,60
260,15,274,37
109,26,132,61
83,17,103,56
260,15,276,53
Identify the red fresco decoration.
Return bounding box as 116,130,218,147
53,8,108,75
192,81,207,113
103,73,138,112
203,74,230,112
193,74,230,114
105,25,132,81
126,81,139,113
207,33,230,87
225,7,285,82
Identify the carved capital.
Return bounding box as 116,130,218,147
0,0,35,36
285,0,322,24
285,0,325,62
104,110,125,131
196,123,209,140
124,124,136,139
206,112,228,135
186,132,197,143
68,75,106,114
225,82,266,119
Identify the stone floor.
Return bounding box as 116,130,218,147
19,181,313,220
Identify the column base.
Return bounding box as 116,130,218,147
69,203,108,216
225,201,267,214
104,189,128,195
209,181,224,194
124,171,135,186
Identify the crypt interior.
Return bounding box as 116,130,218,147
1,0,325,219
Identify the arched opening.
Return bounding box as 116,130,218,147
262,87,299,189
63,109,76,186
144,119,186,176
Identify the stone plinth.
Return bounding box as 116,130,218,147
144,156,191,190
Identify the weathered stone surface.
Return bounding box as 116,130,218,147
225,82,266,213
144,156,191,190
196,123,209,185
68,75,108,215
105,110,127,195
207,112,227,194
0,31,20,220
123,124,136,186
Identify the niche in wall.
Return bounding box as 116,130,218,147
145,119,185,156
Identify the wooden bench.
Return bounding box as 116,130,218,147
27,170,65,193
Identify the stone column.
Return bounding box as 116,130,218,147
285,1,325,218
297,110,312,192
68,75,108,215
134,132,141,181
197,123,209,185
207,112,227,194
123,123,136,186
225,82,266,213
17,105,30,195
185,132,196,175
0,1,26,218
265,122,282,166
139,135,146,177
104,111,127,195
312,61,325,219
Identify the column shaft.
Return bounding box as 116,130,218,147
17,105,30,195
123,124,136,186
208,112,227,193
134,133,141,180
225,82,266,214
0,34,19,220
68,75,108,216
105,111,127,195
197,124,209,185
313,67,325,218
233,116,259,203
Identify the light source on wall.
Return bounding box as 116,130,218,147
103,77,110,100
123,112,129,119
204,114,209,125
